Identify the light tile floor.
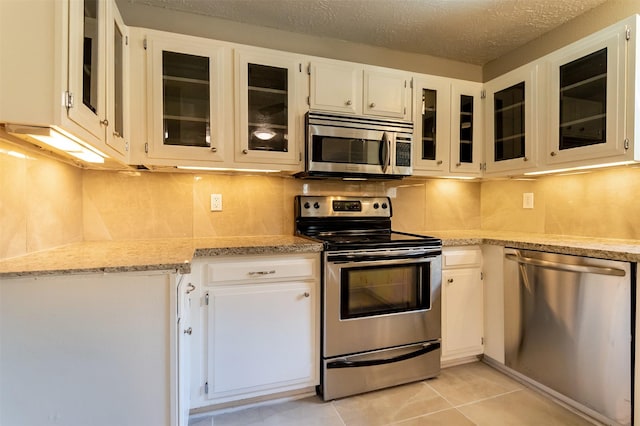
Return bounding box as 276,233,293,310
189,362,596,426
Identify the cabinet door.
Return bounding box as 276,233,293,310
68,0,107,141
207,281,316,400
412,76,450,173
364,69,410,119
147,35,226,162
235,50,302,165
546,25,627,165
442,268,483,360
309,60,361,114
105,2,128,156
484,64,538,175
450,80,483,176
177,276,194,426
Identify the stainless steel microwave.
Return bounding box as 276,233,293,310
299,111,413,179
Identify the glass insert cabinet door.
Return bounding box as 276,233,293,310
450,80,482,176
412,77,450,172
493,82,525,162
146,36,225,162
235,50,300,165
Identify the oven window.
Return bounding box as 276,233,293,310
340,263,430,319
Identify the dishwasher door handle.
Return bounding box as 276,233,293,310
505,253,626,277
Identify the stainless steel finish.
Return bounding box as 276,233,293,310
324,249,442,358
504,253,626,276
322,341,441,400
296,195,392,218
504,249,632,426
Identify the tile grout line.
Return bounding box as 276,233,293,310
329,400,348,426
422,379,480,425
451,388,523,410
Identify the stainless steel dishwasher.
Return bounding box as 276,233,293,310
504,248,633,426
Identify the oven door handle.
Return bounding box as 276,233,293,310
326,341,440,369
327,251,440,263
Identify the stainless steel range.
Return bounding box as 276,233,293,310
295,195,442,400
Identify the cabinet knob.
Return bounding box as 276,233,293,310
304,292,310,298
346,100,352,106
242,149,249,155
436,160,443,165
523,156,529,162
550,151,557,156
211,146,217,153
100,119,109,127
183,327,193,335
455,162,461,167
369,102,376,108
186,283,196,294
447,278,454,284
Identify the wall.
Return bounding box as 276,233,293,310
484,0,640,80
115,1,482,82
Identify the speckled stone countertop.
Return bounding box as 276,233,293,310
429,230,640,262
0,236,323,278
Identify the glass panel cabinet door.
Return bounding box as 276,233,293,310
412,76,450,174
484,64,537,175
450,80,482,176
235,50,300,165
106,2,128,155
68,0,107,141
546,25,625,165
146,36,225,163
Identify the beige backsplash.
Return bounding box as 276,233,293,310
3,133,640,260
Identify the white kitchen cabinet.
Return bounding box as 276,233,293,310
441,247,483,363
412,75,451,174
234,48,305,169
484,63,539,176
543,16,631,167
309,59,411,120
450,80,483,176
145,32,229,165
0,270,180,426
481,245,505,364
0,0,129,166
190,253,319,407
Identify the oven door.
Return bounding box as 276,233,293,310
323,248,442,358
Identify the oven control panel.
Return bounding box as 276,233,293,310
296,196,392,217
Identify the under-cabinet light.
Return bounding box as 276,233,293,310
524,161,635,176
176,166,281,173
436,175,478,180
7,125,107,164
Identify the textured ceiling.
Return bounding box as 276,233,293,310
127,0,610,64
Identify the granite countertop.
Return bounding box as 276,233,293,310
0,236,323,278
1,231,639,278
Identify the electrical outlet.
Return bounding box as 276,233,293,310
523,192,534,209
210,194,222,211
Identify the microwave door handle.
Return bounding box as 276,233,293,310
380,132,390,173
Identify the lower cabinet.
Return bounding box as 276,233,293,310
441,247,484,362
190,253,320,408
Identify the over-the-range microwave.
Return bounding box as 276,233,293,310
297,111,414,179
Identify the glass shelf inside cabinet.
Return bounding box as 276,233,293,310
162,51,211,147
247,63,288,152
459,94,474,164
494,82,525,162
421,89,437,161
559,48,607,150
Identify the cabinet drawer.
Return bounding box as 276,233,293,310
207,256,316,284
443,248,481,268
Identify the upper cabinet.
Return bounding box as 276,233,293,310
0,0,129,166
450,80,483,176
145,32,228,164
234,49,305,167
412,75,451,174
543,17,630,166
309,59,411,120
484,64,539,175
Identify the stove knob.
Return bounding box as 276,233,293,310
303,202,310,209
373,203,379,209
382,203,388,209
313,202,320,209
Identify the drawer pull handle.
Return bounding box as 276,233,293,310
248,270,276,276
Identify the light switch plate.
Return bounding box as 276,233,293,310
211,194,222,211
523,192,534,209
